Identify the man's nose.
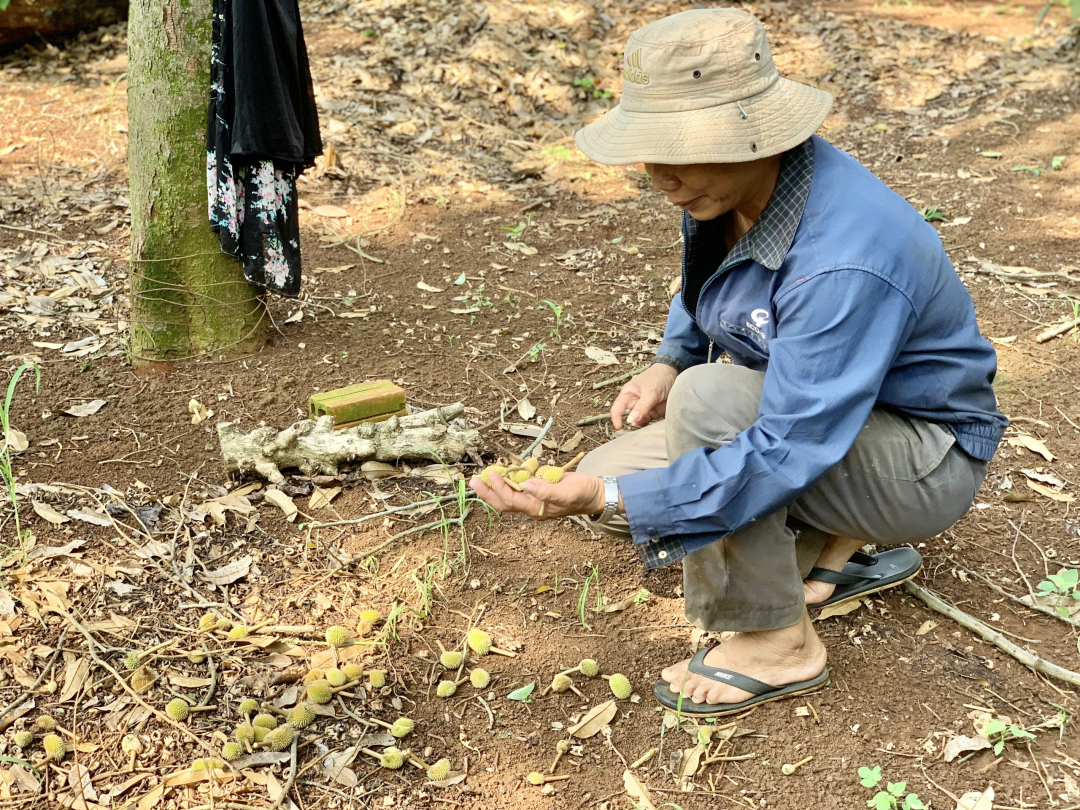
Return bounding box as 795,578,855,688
644,164,680,192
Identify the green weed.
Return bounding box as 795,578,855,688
919,206,948,223
539,299,573,342
858,766,924,810
501,214,532,242
577,565,601,629
1,364,38,562
983,718,1035,755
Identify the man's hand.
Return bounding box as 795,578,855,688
469,471,604,520
610,363,679,429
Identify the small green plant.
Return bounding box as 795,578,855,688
983,718,1035,755
1,364,39,561
527,341,547,363
919,206,948,223
1052,155,1067,170
541,144,575,162
572,76,612,98
858,766,924,810
501,214,532,242
539,299,573,342
578,565,601,629
1012,164,1045,177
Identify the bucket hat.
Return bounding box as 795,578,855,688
575,8,833,165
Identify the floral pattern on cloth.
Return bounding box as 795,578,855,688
205,0,308,299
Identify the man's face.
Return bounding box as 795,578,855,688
643,161,766,221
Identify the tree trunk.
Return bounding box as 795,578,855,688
127,0,266,362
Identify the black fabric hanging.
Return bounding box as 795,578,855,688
206,0,322,299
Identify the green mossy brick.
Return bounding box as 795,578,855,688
308,380,406,425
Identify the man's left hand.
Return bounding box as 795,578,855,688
468,471,604,520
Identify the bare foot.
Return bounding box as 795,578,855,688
803,535,866,605
660,612,826,705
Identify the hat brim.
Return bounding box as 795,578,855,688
575,77,833,166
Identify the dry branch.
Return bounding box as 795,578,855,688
904,581,1080,688
218,403,480,483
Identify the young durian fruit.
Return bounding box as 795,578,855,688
266,725,295,752
306,679,334,704
375,747,404,769
342,662,363,682
368,669,387,688
235,723,256,745
287,703,316,729
465,629,515,657
302,668,325,685
550,673,585,698
560,658,600,678
389,717,414,738
198,613,218,632
221,741,244,761
33,715,57,732
469,668,491,689
325,625,351,647
42,733,66,763
252,726,271,744
252,713,278,730
478,465,506,486
427,758,451,781
602,673,632,700
357,609,383,637
439,650,464,669
165,699,190,722
523,457,540,474
238,698,260,716
12,730,32,749
215,618,233,632
534,451,587,484
228,625,249,641
123,652,141,671
325,668,347,687
507,469,532,485
437,679,468,698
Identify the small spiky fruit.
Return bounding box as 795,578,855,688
551,673,572,693
342,663,363,681
215,618,232,632
470,668,491,689
238,698,259,716
287,704,315,729
607,673,632,700
535,465,564,484
439,650,463,669
579,658,599,678
253,713,278,730
166,699,190,722
302,668,324,685
122,734,142,755
507,469,531,484
466,629,492,655
428,758,451,781
42,733,65,763
267,726,295,752
368,670,387,688
360,609,382,624
124,651,141,670
193,758,224,771
527,771,547,786
523,457,539,474
191,758,207,770
13,731,32,749
188,651,207,664
436,680,458,698
228,625,249,641
198,613,217,632
326,668,347,687
33,716,57,732
253,726,270,743
326,625,351,647
380,747,404,770
479,465,506,486
235,723,255,745
221,742,243,761
390,718,414,738
307,679,333,704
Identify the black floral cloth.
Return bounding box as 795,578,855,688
206,0,322,299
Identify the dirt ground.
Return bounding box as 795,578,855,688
1,1,1080,809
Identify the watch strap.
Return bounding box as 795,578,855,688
591,476,620,524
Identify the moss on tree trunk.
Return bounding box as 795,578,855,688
127,0,266,362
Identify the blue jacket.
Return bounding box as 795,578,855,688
618,136,1006,560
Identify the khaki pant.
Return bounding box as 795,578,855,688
579,364,987,632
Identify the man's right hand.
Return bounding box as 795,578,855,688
611,363,679,429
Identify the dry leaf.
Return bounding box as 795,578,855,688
313,204,348,218
309,486,341,510
66,762,97,803
416,281,444,292
1021,469,1065,487
816,599,865,620
32,501,69,525
66,508,111,527
957,787,994,810
263,489,298,521
283,308,303,324
267,771,287,802
622,770,656,810
202,555,252,586
85,613,137,636
429,773,468,788
679,744,704,780
4,429,28,454
585,346,619,366
915,619,937,636
944,734,992,763
517,398,536,420
168,674,213,688
60,400,107,418
559,430,584,453
27,538,85,559
188,399,211,424
1006,435,1054,461
1026,480,1075,503
569,699,617,738
232,752,291,769
58,657,90,703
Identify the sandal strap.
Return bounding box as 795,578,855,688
849,550,878,567
685,646,775,696
806,566,875,586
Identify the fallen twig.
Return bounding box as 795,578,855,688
270,735,299,809
1037,316,1080,343
307,494,462,529
946,556,1080,628
575,413,611,427
522,417,555,457
904,581,1080,688
592,365,647,390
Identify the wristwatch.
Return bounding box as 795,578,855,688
590,476,620,525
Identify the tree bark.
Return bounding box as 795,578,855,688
127,0,266,362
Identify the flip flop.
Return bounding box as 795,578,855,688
806,547,922,610
652,645,830,718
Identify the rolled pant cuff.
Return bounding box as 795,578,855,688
686,601,805,634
